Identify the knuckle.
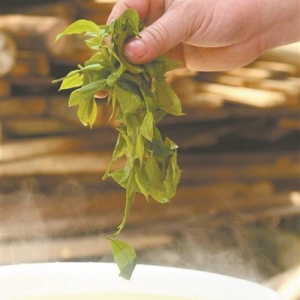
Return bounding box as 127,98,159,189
146,23,171,53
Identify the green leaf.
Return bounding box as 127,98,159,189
103,132,126,180
145,56,181,78
85,52,107,66
115,81,142,115
112,10,143,74
69,79,106,106
134,166,150,199
164,149,181,199
84,37,102,49
136,133,144,165
55,19,101,42
111,169,128,188
107,64,125,87
152,127,173,158
140,111,154,141
77,97,97,128
81,63,103,71
115,169,137,235
155,80,184,116
121,8,140,35
58,70,82,90
107,88,118,121
110,238,137,280
135,157,167,203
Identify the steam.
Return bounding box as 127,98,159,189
136,216,281,283
2,179,296,285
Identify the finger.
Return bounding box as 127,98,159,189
95,90,108,99
123,4,196,64
164,44,185,66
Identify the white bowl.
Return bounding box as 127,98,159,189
0,263,283,300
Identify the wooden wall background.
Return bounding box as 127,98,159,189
1,1,299,299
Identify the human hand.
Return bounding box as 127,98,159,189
108,0,300,71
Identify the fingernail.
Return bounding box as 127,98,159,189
124,38,148,61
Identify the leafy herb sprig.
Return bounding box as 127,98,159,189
53,9,183,280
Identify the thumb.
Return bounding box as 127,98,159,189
124,8,192,64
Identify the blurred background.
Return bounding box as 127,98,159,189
1,1,299,299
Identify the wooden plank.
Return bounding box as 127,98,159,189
1,96,48,119
181,160,298,184
48,96,117,128
0,30,17,76
278,118,300,130
1,233,173,265
0,129,117,162
1,150,298,180
287,77,300,88
1,151,298,181
184,92,224,108
77,0,117,25
258,42,300,68
214,75,246,87
11,1,79,19
253,79,300,98
0,15,70,57
197,83,287,107
0,151,109,176
0,79,11,97
225,67,273,80
2,118,82,137
10,51,50,77
252,61,298,77
0,14,92,66
0,122,4,143
9,76,56,94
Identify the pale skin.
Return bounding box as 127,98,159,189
107,0,300,71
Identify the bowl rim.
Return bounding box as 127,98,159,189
0,262,283,300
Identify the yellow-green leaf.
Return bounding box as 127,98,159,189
59,70,82,91
77,98,97,128
55,19,100,42
69,79,106,106
140,111,154,141
155,80,184,116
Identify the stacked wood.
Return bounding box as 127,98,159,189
172,64,299,109
0,15,73,59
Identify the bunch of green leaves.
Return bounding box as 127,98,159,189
53,9,183,280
